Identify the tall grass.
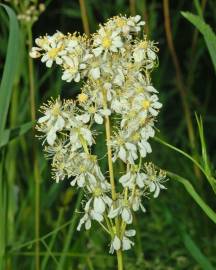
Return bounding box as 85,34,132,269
0,0,216,269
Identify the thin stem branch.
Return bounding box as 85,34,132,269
27,25,40,270
129,0,136,16
187,0,207,89
163,0,200,179
79,0,90,35
102,90,124,270
102,90,116,201
117,250,123,270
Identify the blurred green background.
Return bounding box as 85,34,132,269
0,0,216,269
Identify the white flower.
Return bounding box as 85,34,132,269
119,171,147,189
38,33,65,68
148,180,166,198
129,190,146,212
77,107,111,125
143,163,167,198
61,56,82,82
77,198,103,231
133,39,157,64
93,27,123,56
69,125,93,151
122,230,136,251
93,196,106,214
70,171,96,188
109,235,121,254
108,200,133,224
36,98,67,145
112,134,139,164
138,140,152,158
107,15,145,36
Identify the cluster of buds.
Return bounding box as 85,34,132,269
30,15,167,253
6,0,46,24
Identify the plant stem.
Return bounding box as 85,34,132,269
129,0,136,16
79,0,90,35
27,25,40,270
102,90,124,270
163,0,201,180
117,250,123,270
102,90,116,201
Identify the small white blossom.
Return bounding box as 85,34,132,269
109,235,121,254
93,27,123,56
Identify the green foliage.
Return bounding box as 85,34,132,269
0,4,20,270
0,4,19,138
181,11,216,72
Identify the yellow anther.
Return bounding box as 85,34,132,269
52,103,61,116
88,106,96,113
94,187,102,197
79,165,85,172
135,86,143,93
132,133,140,141
77,93,88,103
116,18,126,27
142,100,150,109
102,37,112,48
140,40,148,49
48,48,59,58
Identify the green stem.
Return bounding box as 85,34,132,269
102,90,124,270
27,25,40,270
102,90,116,201
116,250,123,270
79,0,90,35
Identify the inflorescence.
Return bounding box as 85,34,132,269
30,15,167,253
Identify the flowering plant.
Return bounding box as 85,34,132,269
30,15,167,269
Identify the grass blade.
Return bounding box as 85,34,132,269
0,4,19,138
182,232,214,270
0,4,19,269
0,122,33,148
167,171,216,224
181,11,216,72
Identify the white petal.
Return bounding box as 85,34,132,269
146,85,158,93
125,230,136,237
136,173,145,188
118,146,127,162
122,208,132,224
147,48,156,60
47,129,57,145
38,115,49,123
119,172,131,187
46,59,53,68
85,218,91,230
122,236,134,251
153,184,160,198
108,205,120,219
55,116,65,130
91,210,103,222
94,197,105,214
90,67,100,79
113,236,121,250
94,113,103,124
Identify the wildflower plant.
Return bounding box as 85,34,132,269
30,15,167,269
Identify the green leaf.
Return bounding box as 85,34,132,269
181,11,216,72
0,4,20,140
167,171,216,224
0,122,33,148
0,4,19,269
182,232,214,270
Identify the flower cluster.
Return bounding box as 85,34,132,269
31,15,166,254
6,0,46,24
